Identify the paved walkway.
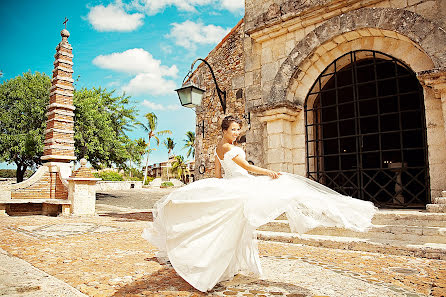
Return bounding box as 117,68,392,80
0,188,444,296
0,248,86,296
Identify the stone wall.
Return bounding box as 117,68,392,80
192,0,446,204
95,181,143,191
241,0,446,201
191,19,246,180
0,166,68,200
245,0,446,34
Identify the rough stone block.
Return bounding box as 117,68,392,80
427,128,446,147
285,149,293,163
267,149,285,164
433,197,446,204
428,164,446,191
266,119,285,134
262,80,274,101
268,134,282,148
292,134,306,149
245,71,254,87
68,181,97,216
262,47,273,63
292,149,306,164
285,40,295,55
427,204,446,213
268,163,281,172
231,75,245,89
293,164,306,175
261,62,279,83
245,84,262,101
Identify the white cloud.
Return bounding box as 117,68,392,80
131,0,243,15
93,48,178,96
160,44,173,55
93,48,178,76
220,0,244,12
87,3,144,32
142,99,180,111
124,72,177,95
167,20,231,50
132,0,210,14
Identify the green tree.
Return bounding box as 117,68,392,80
0,72,141,182
139,112,172,185
125,137,147,176
164,137,176,157
0,72,50,182
171,155,189,183
183,131,195,158
73,87,139,169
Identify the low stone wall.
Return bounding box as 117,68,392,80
95,181,143,191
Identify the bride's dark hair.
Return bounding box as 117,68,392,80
221,115,242,131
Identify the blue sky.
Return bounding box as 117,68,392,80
0,0,243,169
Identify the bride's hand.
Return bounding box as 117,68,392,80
267,170,281,179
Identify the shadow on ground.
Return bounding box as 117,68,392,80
112,260,311,297
99,212,153,222
112,267,206,296
96,192,120,201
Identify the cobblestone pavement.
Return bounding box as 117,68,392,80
0,189,445,296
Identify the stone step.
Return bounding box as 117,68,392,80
433,197,446,204
259,220,446,243
276,210,446,227
256,230,446,260
427,204,446,213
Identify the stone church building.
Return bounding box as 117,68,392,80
189,0,446,210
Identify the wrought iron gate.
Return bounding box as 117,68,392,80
304,50,429,208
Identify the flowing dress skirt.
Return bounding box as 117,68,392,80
142,172,377,292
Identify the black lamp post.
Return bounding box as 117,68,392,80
175,58,227,114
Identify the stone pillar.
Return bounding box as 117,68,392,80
66,159,101,215
418,69,446,212
257,105,303,173
41,28,76,180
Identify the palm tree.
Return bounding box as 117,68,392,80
164,137,176,157
171,155,189,183
183,131,195,158
139,112,172,185
163,137,175,181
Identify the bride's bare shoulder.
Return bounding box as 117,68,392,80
215,142,234,158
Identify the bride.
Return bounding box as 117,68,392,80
142,115,377,292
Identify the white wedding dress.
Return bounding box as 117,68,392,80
142,146,377,292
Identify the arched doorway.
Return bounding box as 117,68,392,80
304,50,429,208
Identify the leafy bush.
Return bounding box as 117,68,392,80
96,170,123,181
144,177,155,185
0,169,16,178
0,169,34,178
124,168,144,180
160,181,174,188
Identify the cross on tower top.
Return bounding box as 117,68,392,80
63,17,68,29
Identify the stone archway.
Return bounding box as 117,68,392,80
268,7,446,105
304,50,429,208
270,8,446,201
289,30,435,104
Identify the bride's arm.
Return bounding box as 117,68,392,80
232,155,281,179
215,155,222,178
